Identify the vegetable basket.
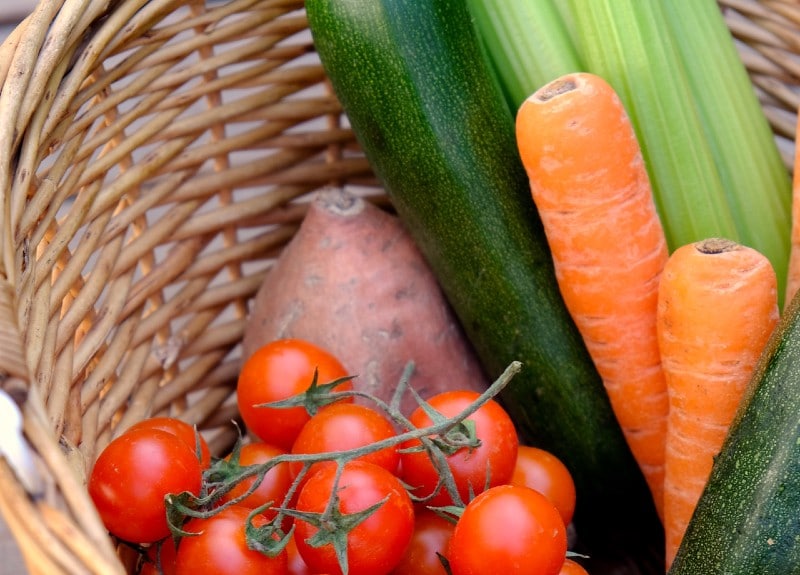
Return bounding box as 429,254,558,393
0,0,796,574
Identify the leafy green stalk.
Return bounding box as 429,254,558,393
466,0,583,112
660,0,792,307
562,0,793,305
565,0,741,258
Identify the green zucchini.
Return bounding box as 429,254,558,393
306,0,663,570
667,296,800,574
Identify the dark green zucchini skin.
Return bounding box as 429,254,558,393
306,0,663,570
668,295,800,575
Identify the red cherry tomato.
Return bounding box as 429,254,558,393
286,534,312,575
399,390,519,506
559,558,591,575
126,416,212,468
174,506,288,575
237,338,353,450
290,402,399,482
510,445,577,526
390,508,455,575
293,461,415,575
448,485,568,575
217,441,295,530
88,427,202,543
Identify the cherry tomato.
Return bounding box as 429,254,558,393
290,403,399,482
399,390,519,506
559,558,591,575
126,416,212,468
237,338,353,450
217,441,295,529
286,534,312,575
510,445,577,526
293,460,415,575
174,506,288,575
88,427,202,543
448,484,567,575
390,508,455,575
140,538,177,575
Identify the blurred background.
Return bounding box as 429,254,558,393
1,2,36,23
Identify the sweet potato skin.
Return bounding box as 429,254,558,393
242,188,489,415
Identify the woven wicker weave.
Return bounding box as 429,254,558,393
721,0,800,166
0,0,796,573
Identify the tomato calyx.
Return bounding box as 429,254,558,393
427,505,463,523
433,419,481,455
241,505,291,557
255,368,356,417
402,392,484,457
165,491,207,538
281,470,391,575
203,437,275,504
170,433,301,535
398,396,486,508
166,491,292,560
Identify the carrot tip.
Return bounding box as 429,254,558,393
696,237,739,255
536,77,577,102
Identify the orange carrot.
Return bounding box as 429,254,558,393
656,238,779,567
785,111,800,305
515,72,669,518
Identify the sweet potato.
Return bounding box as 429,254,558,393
242,187,489,415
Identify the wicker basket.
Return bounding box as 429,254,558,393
0,1,797,573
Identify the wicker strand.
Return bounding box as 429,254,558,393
19,386,124,574
0,460,114,575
